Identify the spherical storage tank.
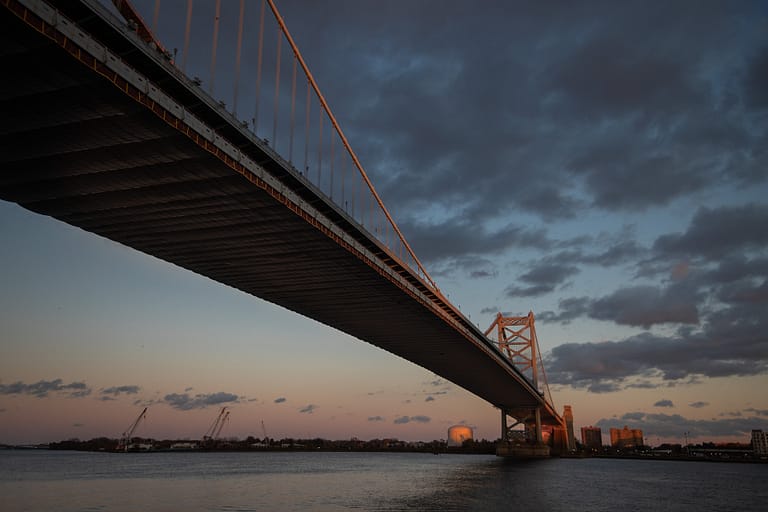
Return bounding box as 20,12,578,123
447,425,474,447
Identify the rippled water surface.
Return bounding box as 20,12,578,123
1,450,765,511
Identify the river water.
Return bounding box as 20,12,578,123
0,450,765,511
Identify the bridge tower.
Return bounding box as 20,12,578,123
485,311,561,457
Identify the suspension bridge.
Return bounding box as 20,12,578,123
0,0,568,455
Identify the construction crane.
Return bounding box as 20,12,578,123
117,407,147,452
110,0,170,58
213,410,230,440
202,407,229,444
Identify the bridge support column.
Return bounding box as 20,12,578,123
534,407,542,444
496,407,550,458
501,408,508,442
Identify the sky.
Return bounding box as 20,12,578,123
1,0,767,447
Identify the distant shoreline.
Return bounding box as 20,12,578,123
3,444,766,463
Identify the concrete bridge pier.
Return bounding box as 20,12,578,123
496,407,550,458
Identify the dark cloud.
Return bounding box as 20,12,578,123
745,408,768,417
578,240,647,267
101,385,140,396
69,388,92,398
0,379,90,399
589,284,700,328
689,402,709,409
624,380,659,390
393,415,431,424
744,47,768,110
470,270,497,279
538,297,591,325
540,280,702,328
584,381,622,394
551,34,699,119
274,397,287,404
299,404,317,414
367,416,385,422
718,280,768,305
596,411,766,439
654,399,674,408
620,412,646,422
546,303,768,390
516,239,648,303
653,204,768,262
420,378,451,401
401,218,551,265
163,392,240,411
705,256,768,285
505,262,580,298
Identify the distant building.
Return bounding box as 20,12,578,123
447,425,474,447
581,426,602,452
752,430,768,456
610,426,643,449
552,426,568,454
563,405,576,452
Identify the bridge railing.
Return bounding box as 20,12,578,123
106,0,441,295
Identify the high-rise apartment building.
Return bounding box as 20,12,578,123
563,405,576,452
752,430,768,455
581,426,602,452
610,425,643,449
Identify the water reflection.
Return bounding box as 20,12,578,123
1,451,765,511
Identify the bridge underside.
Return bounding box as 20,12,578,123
0,2,559,424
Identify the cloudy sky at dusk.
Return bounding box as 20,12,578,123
1,0,767,446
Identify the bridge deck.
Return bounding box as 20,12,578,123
0,0,560,424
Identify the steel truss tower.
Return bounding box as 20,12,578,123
485,312,559,455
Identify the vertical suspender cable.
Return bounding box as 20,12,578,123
264,0,441,293
182,0,193,72
272,33,282,148
330,134,334,200
233,0,245,115
254,0,265,134
360,174,365,224
152,0,160,34
209,0,221,95
341,152,346,211
351,168,355,218
289,58,297,164
317,114,323,187
304,80,311,175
